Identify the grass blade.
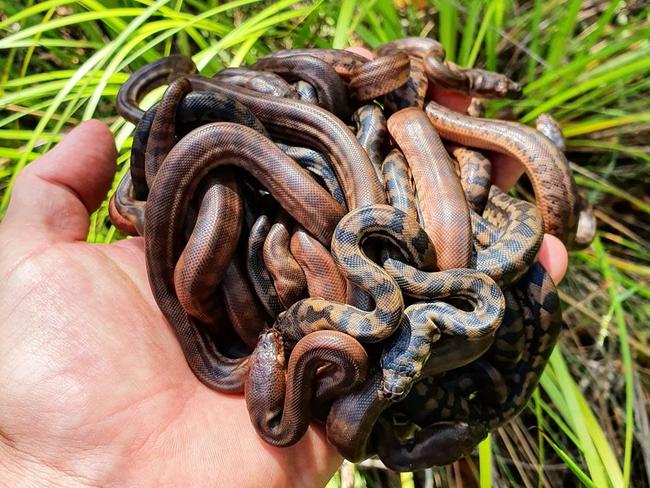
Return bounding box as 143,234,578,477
545,0,582,69
333,0,356,49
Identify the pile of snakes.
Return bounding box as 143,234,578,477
109,37,596,471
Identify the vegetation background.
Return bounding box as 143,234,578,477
0,0,648,486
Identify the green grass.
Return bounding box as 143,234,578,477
1,0,648,486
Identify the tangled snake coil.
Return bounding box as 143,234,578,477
109,38,595,470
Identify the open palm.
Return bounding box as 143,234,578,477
0,121,338,487
0,106,568,485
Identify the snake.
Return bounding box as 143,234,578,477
381,148,418,220
322,245,504,461
115,78,295,346
250,54,350,120
276,204,436,344
380,260,561,471
375,39,438,113
452,146,493,213
425,57,522,99
289,225,348,304
365,146,558,470
212,67,299,99
267,47,412,102
293,80,319,104
108,171,144,236
174,169,243,326
387,108,472,270
144,122,346,391
111,76,269,233
247,214,285,318
326,331,497,462
324,138,538,460
353,104,388,179
116,62,388,344
383,55,428,113
340,247,554,471
276,144,346,206
116,54,197,124
219,255,270,349
376,37,522,100
268,48,368,79
186,74,385,209
535,113,566,151
215,65,345,205
535,113,598,249
347,50,411,102
424,99,579,245
115,55,385,210
246,329,368,447
262,213,308,308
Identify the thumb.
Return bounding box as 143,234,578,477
2,120,116,243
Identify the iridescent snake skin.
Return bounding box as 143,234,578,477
109,40,591,469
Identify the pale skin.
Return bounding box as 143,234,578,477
0,48,567,487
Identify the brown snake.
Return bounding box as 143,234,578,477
424,100,579,245
144,122,345,390
250,54,350,120
387,108,472,270
246,329,368,446
186,75,385,210
263,213,308,308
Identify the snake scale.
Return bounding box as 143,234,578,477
109,38,592,470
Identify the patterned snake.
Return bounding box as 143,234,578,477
110,43,586,467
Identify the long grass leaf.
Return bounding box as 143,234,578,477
436,0,458,62
333,0,356,49
545,0,582,68
0,0,170,212
526,0,545,80
562,113,650,137
0,9,147,49
466,2,496,68
0,0,75,30
544,435,598,488
593,237,635,487
548,349,609,487
458,0,481,67
479,434,493,488
522,56,650,121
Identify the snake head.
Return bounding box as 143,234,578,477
253,328,286,368
379,369,415,402
466,69,523,99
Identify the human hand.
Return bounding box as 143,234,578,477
0,50,567,487
0,121,338,487
347,46,568,283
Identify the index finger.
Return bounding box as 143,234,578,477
428,85,525,190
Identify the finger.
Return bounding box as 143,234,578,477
429,85,471,113
427,86,526,190
2,120,117,243
537,234,568,284
345,46,374,60
490,152,525,191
